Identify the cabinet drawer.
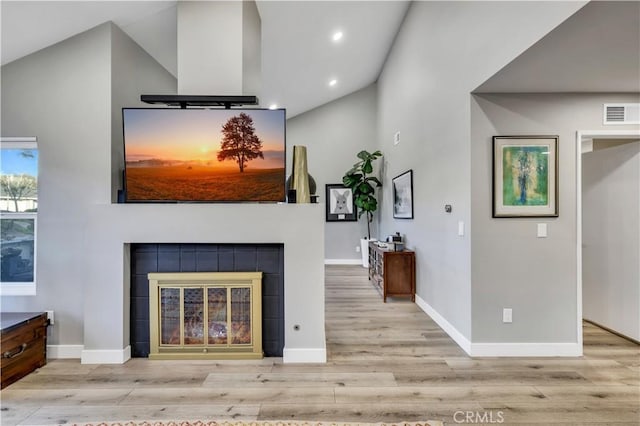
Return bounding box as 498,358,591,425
2,335,46,373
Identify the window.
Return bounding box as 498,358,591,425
1,137,38,295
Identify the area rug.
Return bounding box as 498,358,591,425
73,421,443,426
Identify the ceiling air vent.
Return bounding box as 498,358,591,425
604,103,640,125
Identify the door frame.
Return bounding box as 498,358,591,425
575,129,640,351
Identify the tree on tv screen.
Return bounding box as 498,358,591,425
217,113,264,172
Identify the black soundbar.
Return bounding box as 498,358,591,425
140,95,259,109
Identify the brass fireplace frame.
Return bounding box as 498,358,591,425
148,272,263,360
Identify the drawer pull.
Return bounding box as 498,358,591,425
3,343,27,359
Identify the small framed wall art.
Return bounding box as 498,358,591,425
392,169,414,219
325,184,357,222
492,135,559,218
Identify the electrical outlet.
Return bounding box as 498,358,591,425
503,308,512,323
46,310,54,325
356,245,361,253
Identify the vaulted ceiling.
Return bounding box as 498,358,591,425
2,1,638,118
1,1,409,117
475,1,640,93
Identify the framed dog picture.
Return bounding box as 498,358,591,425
325,184,357,222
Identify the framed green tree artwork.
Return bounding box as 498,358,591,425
492,136,559,218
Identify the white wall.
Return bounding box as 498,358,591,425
177,1,243,95
471,93,640,348
583,141,640,341
287,85,378,261
110,24,177,202
242,0,261,98
1,23,113,346
376,1,584,343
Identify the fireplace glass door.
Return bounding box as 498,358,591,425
149,272,262,359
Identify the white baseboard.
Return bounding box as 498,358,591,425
469,343,582,357
283,347,327,363
415,294,472,355
81,345,131,364
47,344,83,359
415,294,582,357
324,259,362,265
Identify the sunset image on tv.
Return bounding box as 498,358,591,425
123,109,286,202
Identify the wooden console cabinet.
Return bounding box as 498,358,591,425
368,242,415,302
1,312,48,389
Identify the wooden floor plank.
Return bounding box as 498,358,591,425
120,387,336,405
334,385,547,404
0,388,132,405
202,372,397,387
257,402,482,423
17,404,260,425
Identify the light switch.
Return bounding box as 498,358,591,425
537,223,548,238
503,308,513,323
458,221,465,236
393,131,401,146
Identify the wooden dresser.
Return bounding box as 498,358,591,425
368,241,416,302
1,312,48,389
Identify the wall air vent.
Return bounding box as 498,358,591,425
604,103,640,125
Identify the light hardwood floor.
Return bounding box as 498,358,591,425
1,265,638,425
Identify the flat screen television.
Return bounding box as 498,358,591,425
122,108,286,202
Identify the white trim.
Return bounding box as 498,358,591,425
0,283,36,296
414,294,472,355
283,347,326,363
469,342,581,357
81,345,131,364
0,137,37,148
576,129,640,356
324,259,362,265
415,294,581,357
576,131,584,351
47,345,83,359
578,130,640,137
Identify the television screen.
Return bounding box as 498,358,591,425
122,108,286,202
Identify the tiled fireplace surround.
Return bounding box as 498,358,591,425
130,243,285,357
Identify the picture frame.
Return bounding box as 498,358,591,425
492,136,559,218
392,169,414,219
325,184,357,222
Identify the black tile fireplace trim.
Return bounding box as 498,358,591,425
130,243,284,357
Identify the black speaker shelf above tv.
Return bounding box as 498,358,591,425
141,95,259,109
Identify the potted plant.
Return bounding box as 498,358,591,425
343,150,382,267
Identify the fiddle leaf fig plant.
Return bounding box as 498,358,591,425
342,150,383,239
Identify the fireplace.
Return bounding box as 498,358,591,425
82,203,324,364
148,272,263,359
130,243,284,358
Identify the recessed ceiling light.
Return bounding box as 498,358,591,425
329,79,337,87
332,31,343,42
269,104,278,110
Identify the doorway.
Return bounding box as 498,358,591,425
577,130,640,347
